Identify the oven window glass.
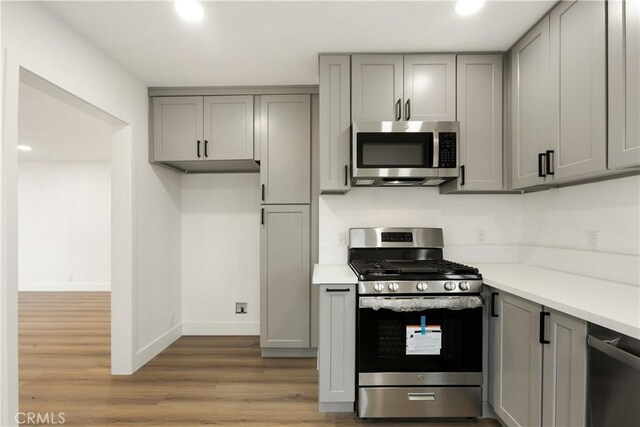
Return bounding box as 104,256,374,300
358,305,482,373
356,133,433,168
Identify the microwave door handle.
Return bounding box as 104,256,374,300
432,132,439,168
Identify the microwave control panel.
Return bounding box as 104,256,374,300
438,132,457,168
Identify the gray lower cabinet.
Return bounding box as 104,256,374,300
403,54,456,122
203,95,254,160
608,0,640,170
260,95,311,204
318,284,355,412
550,0,607,181
319,55,351,193
260,205,310,349
511,16,552,190
153,96,203,161
488,289,587,427
351,54,404,122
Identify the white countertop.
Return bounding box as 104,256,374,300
313,264,358,285
476,263,640,340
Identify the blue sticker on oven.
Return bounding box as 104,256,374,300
406,324,442,355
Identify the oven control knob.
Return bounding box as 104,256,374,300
373,282,385,293
388,282,399,292
459,281,471,291
416,282,428,291
444,281,457,291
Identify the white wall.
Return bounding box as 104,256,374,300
181,173,260,335
520,176,640,285
18,162,111,291
319,188,523,264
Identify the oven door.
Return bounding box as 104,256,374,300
357,295,483,387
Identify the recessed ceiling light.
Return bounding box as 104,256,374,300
175,0,204,22
17,145,32,152
455,0,486,16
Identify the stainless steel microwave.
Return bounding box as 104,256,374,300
351,121,459,187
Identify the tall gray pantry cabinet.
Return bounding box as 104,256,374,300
259,94,315,356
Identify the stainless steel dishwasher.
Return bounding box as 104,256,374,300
587,324,640,427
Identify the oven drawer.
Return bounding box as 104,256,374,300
358,386,481,418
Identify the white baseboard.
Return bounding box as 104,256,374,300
134,324,182,371
182,321,259,336
19,282,111,291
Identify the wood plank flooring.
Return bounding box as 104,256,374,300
19,292,499,426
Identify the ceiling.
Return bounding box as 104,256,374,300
45,1,555,87
19,82,113,162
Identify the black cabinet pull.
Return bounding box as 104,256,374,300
460,165,466,186
261,184,265,202
490,292,499,317
405,99,411,120
197,140,201,158
539,311,551,344
396,99,402,121
204,140,209,158
261,208,264,225
344,165,348,186
326,288,350,293
538,153,547,177
546,150,555,175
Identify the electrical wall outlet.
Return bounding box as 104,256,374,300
338,230,347,245
587,231,599,250
236,302,248,314
477,229,487,243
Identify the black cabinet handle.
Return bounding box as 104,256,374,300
396,99,402,121
490,292,499,317
261,208,264,225
460,165,466,186
546,150,555,175
344,165,348,186
325,288,350,293
197,140,201,158
204,140,209,158
261,184,265,202
538,153,547,177
405,99,411,120
539,312,551,344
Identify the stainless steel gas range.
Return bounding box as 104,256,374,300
348,227,484,419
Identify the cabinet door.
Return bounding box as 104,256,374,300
203,95,254,160
404,55,456,121
260,205,310,348
260,95,311,204
318,284,355,403
608,0,640,169
511,16,551,189
351,55,403,122
456,55,503,191
542,309,587,427
319,55,351,193
550,0,606,180
153,96,203,161
494,293,542,427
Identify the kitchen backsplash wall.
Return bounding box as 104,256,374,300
181,173,260,335
319,188,523,264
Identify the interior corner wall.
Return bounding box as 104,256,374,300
1,0,182,385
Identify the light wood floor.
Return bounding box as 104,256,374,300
19,292,499,426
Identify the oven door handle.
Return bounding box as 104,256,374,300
408,392,436,401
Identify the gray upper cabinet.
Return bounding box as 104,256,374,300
542,309,587,427
351,55,404,121
153,96,203,162
403,55,456,121
454,54,503,191
608,0,640,170
203,95,254,160
550,0,607,180
511,16,552,189
260,95,311,204
319,55,351,193
260,204,310,348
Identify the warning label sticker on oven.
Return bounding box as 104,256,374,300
406,325,442,355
